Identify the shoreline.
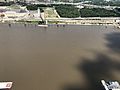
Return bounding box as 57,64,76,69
0,22,117,29
0,22,117,26
0,19,120,28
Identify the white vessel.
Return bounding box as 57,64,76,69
101,80,120,90
0,82,13,89
38,24,48,27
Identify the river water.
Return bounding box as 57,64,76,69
0,23,120,90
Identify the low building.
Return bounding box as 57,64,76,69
0,5,29,22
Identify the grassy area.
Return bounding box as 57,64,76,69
44,8,59,18
80,8,120,17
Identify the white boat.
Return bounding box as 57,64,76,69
38,24,48,27
117,26,120,29
0,82,13,89
101,80,120,90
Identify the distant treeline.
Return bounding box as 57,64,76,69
0,2,14,6
26,4,44,12
55,4,80,18
80,8,120,17
26,4,63,10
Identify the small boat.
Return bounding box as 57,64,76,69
117,26,120,29
0,82,13,89
38,20,48,28
38,24,48,27
101,80,120,90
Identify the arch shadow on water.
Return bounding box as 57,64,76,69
63,53,120,90
62,32,120,90
105,32,120,52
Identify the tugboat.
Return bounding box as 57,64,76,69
0,82,13,89
38,20,48,27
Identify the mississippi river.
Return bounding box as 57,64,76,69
0,23,120,90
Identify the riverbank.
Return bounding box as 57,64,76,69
1,17,120,29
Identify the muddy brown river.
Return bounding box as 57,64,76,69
0,23,120,90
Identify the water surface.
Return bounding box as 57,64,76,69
0,24,120,90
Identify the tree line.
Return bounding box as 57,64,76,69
55,5,80,18
80,8,120,17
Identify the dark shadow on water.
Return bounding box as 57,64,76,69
63,53,120,90
105,32,120,52
63,32,120,90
